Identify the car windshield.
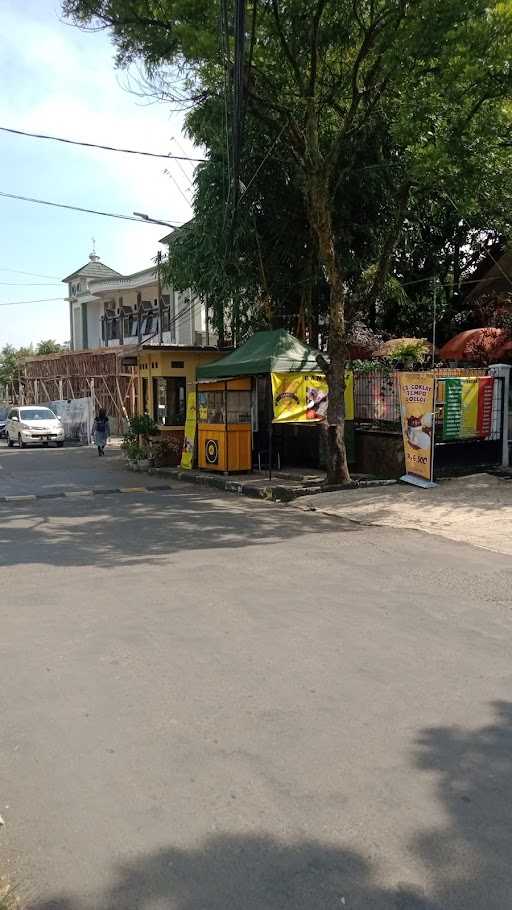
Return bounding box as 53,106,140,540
0,407,8,420
20,408,56,421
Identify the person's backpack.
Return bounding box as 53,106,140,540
96,417,107,433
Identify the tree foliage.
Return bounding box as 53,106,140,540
0,343,35,387
36,339,64,355
64,0,512,480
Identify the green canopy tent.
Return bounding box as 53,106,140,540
196,329,325,380
196,330,328,478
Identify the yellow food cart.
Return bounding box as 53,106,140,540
197,378,252,472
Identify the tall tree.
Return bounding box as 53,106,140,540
0,343,34,389
64,0,512,481
36,339,63,355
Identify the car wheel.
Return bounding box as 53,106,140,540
18,433,27,449
7,434,14,448
42,441,49,447
56,441,64,448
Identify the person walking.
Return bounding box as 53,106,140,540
92,408,110,456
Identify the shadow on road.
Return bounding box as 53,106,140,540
0,489,359,570
26,702,512,909
29,833,436,910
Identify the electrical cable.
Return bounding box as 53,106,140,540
0,190,183,226
0,125,206,162
0,268,61,279
444,191,512,293
0,282,62,287
0,296,64,307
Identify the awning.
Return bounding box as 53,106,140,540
196,329,325,380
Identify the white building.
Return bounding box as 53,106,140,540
64,247,212,351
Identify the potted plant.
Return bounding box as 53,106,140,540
122,414,160,470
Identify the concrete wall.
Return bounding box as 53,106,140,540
137,349,221,430
355,429,405,478
86,300,103,350
72,303,82,350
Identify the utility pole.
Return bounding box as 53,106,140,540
137,292,143,345
157,251,163,344
432,277,437,369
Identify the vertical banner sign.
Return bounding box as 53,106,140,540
398,372,435,485
180,391,197,469
461,378,479,437
271,372,354,422
443,377,495,440
443,378,462,440
477,376,494,437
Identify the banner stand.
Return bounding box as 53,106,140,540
398,372,437,489
400,474,437,489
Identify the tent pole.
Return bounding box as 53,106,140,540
268,375,273,481
225,380,229,474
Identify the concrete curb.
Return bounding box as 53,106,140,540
142,464,397,502
0,484,176,505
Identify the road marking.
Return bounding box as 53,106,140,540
0,485,179,504
4,494,37,502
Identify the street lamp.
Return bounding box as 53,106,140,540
133,211,178,228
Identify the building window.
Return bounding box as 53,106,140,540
161,295,171,332
153,377,186,426
124,313,134,337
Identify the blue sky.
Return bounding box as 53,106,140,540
0,0,196,348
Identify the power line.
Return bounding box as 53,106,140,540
0,125,206,162
0,296,64,307
0,282,62,287
0,268,61,279
0,190,184,226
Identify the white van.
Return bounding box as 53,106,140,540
6,406,65,448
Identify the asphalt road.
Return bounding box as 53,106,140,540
1,444,512,910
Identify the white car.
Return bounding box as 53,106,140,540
6,406,65,448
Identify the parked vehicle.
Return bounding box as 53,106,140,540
6,406,65,448
0,406,8,438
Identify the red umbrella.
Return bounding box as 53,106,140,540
439,328,508,361
492,338,512,360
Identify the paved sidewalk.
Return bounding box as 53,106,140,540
296,473,512,556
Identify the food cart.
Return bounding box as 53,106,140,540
197,378,252,472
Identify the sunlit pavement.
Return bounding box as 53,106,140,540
1,443,511,910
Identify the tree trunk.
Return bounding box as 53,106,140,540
308,173,350,484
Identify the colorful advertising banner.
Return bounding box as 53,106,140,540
442,376,495,440
271,372,354,423
398,372,435,485
180,391,197,469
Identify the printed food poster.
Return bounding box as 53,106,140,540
271,372,354,423
398,372,435,481
180,391,197,469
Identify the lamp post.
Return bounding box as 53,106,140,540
133,211,178,229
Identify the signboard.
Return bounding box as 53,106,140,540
204,438,219,465
271,372,354,423
442,376,495,440
398,372,436,486
180,391,197,470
